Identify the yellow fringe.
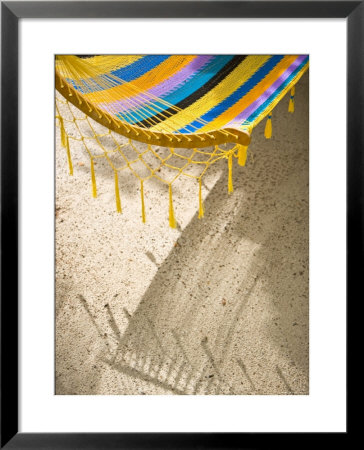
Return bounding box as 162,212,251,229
237,144,248,167
168,184,176,228
140,180,146,223
59,116,67,147
114,170,122,213
65,136,73,175
198,178,204,219
288,86,295,113
90,158,97,198
228,153,233,193
264,113,272,139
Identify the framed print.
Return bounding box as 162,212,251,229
1,1,357,448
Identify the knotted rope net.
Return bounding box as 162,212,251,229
55,54,308,227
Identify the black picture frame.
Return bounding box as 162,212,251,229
1,1,357,448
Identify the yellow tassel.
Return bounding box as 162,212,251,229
168,184,176,228
288,86,295,113
237,145,248,167
65,136,73,175
228,152,233,193
114,170,122,213
264,113,272,139
140,180,146,223
198,178,204,219
59,116,67,148
90,158,97,198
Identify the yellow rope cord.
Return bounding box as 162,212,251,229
288,86,295,113
59,116,67,147
140,180,146,223
57,55,233,137
55,74,305,226
168,184,176,228
56,92,254,224
264,112,272,139
55,56,308,228
198,178,204,219
90,158,97,198
55,56,251,149
237,144,248,167
65,136,73,175
114,170,122,213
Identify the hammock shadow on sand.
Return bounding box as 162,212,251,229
60,71,308,394
76,100,308,395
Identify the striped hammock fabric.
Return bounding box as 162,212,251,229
56,54,308,148
55,54,308,226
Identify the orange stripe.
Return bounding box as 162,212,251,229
200,55,298,131
85,55,197,104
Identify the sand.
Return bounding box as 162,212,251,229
55,72,309,395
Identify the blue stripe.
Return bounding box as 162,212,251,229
117,55,235,125
111,55,170,82
160,55,234,104
178,55,284,133
69,55,170,93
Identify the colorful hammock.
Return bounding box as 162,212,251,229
55,54,309,226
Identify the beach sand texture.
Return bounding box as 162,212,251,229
55,72,309,395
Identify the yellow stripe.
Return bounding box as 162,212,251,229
150,55,270,133
55,55,143,79
201,55,298,131
56,69,251,149
84,55,197,104
86,55,143,71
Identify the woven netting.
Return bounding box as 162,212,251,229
55,54,308,227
